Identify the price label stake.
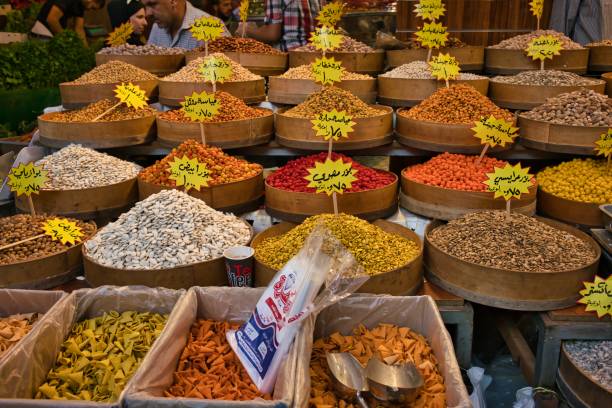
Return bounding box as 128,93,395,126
472,116,518,162
415,21,449,60
305,157,358,214
93,82,149,122
526,35,563,70
200,56,233,92
239,0,249,37
168,156,212,192
317,1,345,27
595,128,612,170
42,218,84,246
312,56,343,86
529,0,544,30
310,26,343,53
106,22,133,47
414,0,445,21
190,16,225,54
7,162,48,216
483,163,533,216
578,276,612,318
428,53,460,87
181,90,221,145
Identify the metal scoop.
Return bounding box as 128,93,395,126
365,358,424,404
326,353,369,408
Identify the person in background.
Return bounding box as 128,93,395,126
142,0,230,49
107,0,148,45
32,0,105,43
237,0,321,51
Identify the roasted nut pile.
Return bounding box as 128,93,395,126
69,61,157,84
521,89,612,126
310,324,446,408
403,153,510,192
36,311,167,402
400,84,513,124
139,140,261,187
284,87,385,118
98,44,186,55
587,39,612,47
163,53,260,82
255,213,420,276
491,70,602,86
380,61,486,80
267,152,395,192
0,215,95,265
294,35,375,52
42,99,156,123
165,319,272,400
37,144,141,190
159,91,270,123
490,30,583,49
565,341,612,391
279,64,371,80
0,313,39,357
537,158,612,204
199,37,283,55
401,37,466,49
84,190,251,269
428,211,597,272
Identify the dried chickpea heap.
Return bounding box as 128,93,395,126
284,87,385,118
36,311,167,402
537,158,612,204
255,214,420,276
0,313,39,357
490,29,583,49
42,99,156,123
198,37,284,55
139,140,261,187
163,53,261,82
400,84,513,124
0,215,95,265
158,92,270,123
428,211,597,272
310,324,446,408
68,61,157,84
279,64,371,80
165,319,272,401
381,61,485,80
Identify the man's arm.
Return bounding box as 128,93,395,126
74,16,87,45
238,22,281,43
46,5,65,34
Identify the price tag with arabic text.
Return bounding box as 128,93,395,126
429,53,460,81
7,162,48,196
312,56,343,86
168,156,212,192
578,276,612,318
526,35,563,61
310,26,343,52
114,83,148,109
484,163,533,200
415,21,449,49
595,128,612,158
42,218,84,246
305,158,358,195
190,16,225,42
529,0,544,19
472,116,518,148
181,91,220,122
414,0,445,21
200,57,233,83
106,22,133,47
239,0,249,23
311,110,356,141
317,2,345,27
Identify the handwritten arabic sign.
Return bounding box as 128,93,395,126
578,275,612,318
106,22,133,47
414,0,445,21
526,35,563,62
304,158,357,195
484,163,533,201
7,162,48,196
190,16,225,42
595,128,612,158
429,53,460,81
311,110,355,141
312,56,343,86
181,91,220,122
529,0,544,19
310,26,343,52
168,156,212,192
317,2,345,27
239,0,249,23
42,218,84,246
472,116,518,148
200,56,233,83
114,83,148,109
415,21,449,49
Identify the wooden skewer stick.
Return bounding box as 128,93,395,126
332,192,338,215
200,122,206,145
27,195,36,216
92,101,122,122
476,145,490,166
0,233,45,252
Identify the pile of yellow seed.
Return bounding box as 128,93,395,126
254,214,420,276
279,64,371,80
537,158,612,204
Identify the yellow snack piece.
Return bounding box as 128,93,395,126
537,158,612,204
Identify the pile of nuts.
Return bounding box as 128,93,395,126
521,89,612,126
587,39,612,47
564,341,612,391
84,190,251,269
158,92,270,123
267,152,395,192
200,37,284,55
537,158,612,204
428,211,597,272
0,215,95,265
42,99,156,123
36,311,167,402
37,144,141,190
165,319,272,400
97,44,186,55
279,64,371,80
0,313,39,357
490,30,583,49
294,36,375,52
491,70,602,86
400,84,513,124
163,53,260,82
69,61,157,84
310,324,446,408
255,213,420,276
402,37,466,49
380,61,486,80
284,87,385,118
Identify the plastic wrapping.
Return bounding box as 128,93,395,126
0,285,185,408
293,294,472,408
125,286,299,407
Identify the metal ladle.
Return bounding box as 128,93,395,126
326,353,369,408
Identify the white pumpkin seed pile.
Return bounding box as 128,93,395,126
564,340,612,390
84,190,251,269
37,144,141,190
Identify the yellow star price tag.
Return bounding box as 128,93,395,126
312,56,343,86
168,156,212,192
42,218,84,246
472,116,519,148
311,110,356,141
428,53,460,81
106,22,133,47
7,162,48,196
529,0,544,18
526,35,563,62
484,163,533,201
181,91,220,122
414,0,445,21
200,56,233,83
415,21,449,49
578,276,612,318
317,1,345,27
114,83,148,109
239,0,249,23
595,128,612,158
310,26,343,52
190,16,225,42
305,158,358,196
